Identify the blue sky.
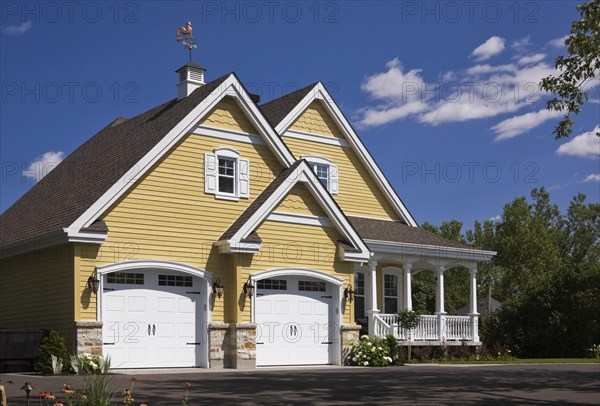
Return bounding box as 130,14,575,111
1,1,599,229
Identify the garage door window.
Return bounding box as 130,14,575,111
106,272,144,285
298,281,326,292
158,274,193,287
257,279,287,290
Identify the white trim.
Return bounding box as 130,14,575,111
283,129,350,147
382,266,403,314
63,228,108,244
365,239,496,263
267,212,333,227
213,147,240,158
300,155,332,165
69,74,295,230
193,125,265,145
274,83,418,227
251,268,343,286
224,161,370,262
95,260,212,368
214,240,262,254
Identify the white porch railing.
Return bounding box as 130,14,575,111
374,314,477,342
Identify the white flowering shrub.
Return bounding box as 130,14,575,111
70,353,111,375
350,335,393,367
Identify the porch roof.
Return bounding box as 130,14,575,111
347,216,472,250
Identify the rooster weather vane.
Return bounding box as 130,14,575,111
176,21,196,61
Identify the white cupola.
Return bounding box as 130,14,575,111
176,61,206,100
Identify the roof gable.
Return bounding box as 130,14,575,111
217,160,370,262
264,83,418,227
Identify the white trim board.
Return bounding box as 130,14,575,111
283,129,350,147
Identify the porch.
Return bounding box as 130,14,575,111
347,217,496,347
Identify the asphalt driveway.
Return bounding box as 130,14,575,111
2,363,599,405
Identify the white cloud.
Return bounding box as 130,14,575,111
517,53,546,65
3,21,32,36
512,36,531,52
22,151,65,182
556,126,600,158
467,64,515,75
491,109,563,140
582,173,600,182
548,35,569,48
471,36,505,61
489,214,502,222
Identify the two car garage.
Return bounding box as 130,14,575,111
98,263,341,369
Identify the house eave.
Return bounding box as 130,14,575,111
214,240,262,254
364,239,496,263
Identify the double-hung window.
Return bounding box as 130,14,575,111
205,147,249,200
303,156,338,194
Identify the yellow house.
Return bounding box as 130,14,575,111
0,62,495,369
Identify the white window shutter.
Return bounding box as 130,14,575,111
205,153,217,194
238,158,250,198
329,163,339,194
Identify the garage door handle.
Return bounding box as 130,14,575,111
152,324,156,336
148,324,151,335
103,342,115,345
187,342,201,345
256,342,264,345
321,342,333,345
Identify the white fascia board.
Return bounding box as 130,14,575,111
64,228,108,244
365,239,496,263
275,82,418,227
193,125,265,145
338,243,371,262
69,74,295,230
268,212,333,227
214,240,261,254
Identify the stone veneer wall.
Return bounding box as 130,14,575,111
340,324,361,365
209,322,256,369
73,321,103,356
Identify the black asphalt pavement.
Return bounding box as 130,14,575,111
2,363,599,405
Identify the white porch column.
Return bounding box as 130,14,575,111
435,265,446,341
404,263,413,311
469,266,480,342
367,260,379,335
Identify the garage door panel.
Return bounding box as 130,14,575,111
255,276,334,366
102,269,204,368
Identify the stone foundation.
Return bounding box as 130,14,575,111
73,321,103,356
340,324,361,365
209,322,256,369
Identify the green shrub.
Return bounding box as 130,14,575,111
33,330,68,374
385,335,405,365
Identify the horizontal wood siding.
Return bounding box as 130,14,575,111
290,101,345,139
200,96,258,134
283,136,399,220
0,245,74,330
274,184,327,217
77,124,283,323
238,220,354,324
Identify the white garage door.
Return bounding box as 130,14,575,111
102,270,204,368
255,276,334,366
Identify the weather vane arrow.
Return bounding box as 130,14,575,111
176,21,197,61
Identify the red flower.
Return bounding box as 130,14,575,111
38,391,52,398
130,376,137,382
183,381,192,388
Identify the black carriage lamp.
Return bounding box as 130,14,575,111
212,278,225,298
87,273,100,294
344,285,355,302
243,279,254,298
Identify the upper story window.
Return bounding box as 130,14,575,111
303,156,338,195
205,147,249,200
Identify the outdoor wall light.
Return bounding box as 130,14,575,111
212,278,224,298
243,280,254,298
344,285,355,302
87,273,100,294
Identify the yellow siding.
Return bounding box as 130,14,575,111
284,136,399,220
0,245,75,346
76,132,283,323
290,101,344,139
274,184,326,217
237,220,354,324
199,96,258,134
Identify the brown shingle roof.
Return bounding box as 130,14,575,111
348,216,473,250
219,160,304,242
259,83,318,127
0,73,231,247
